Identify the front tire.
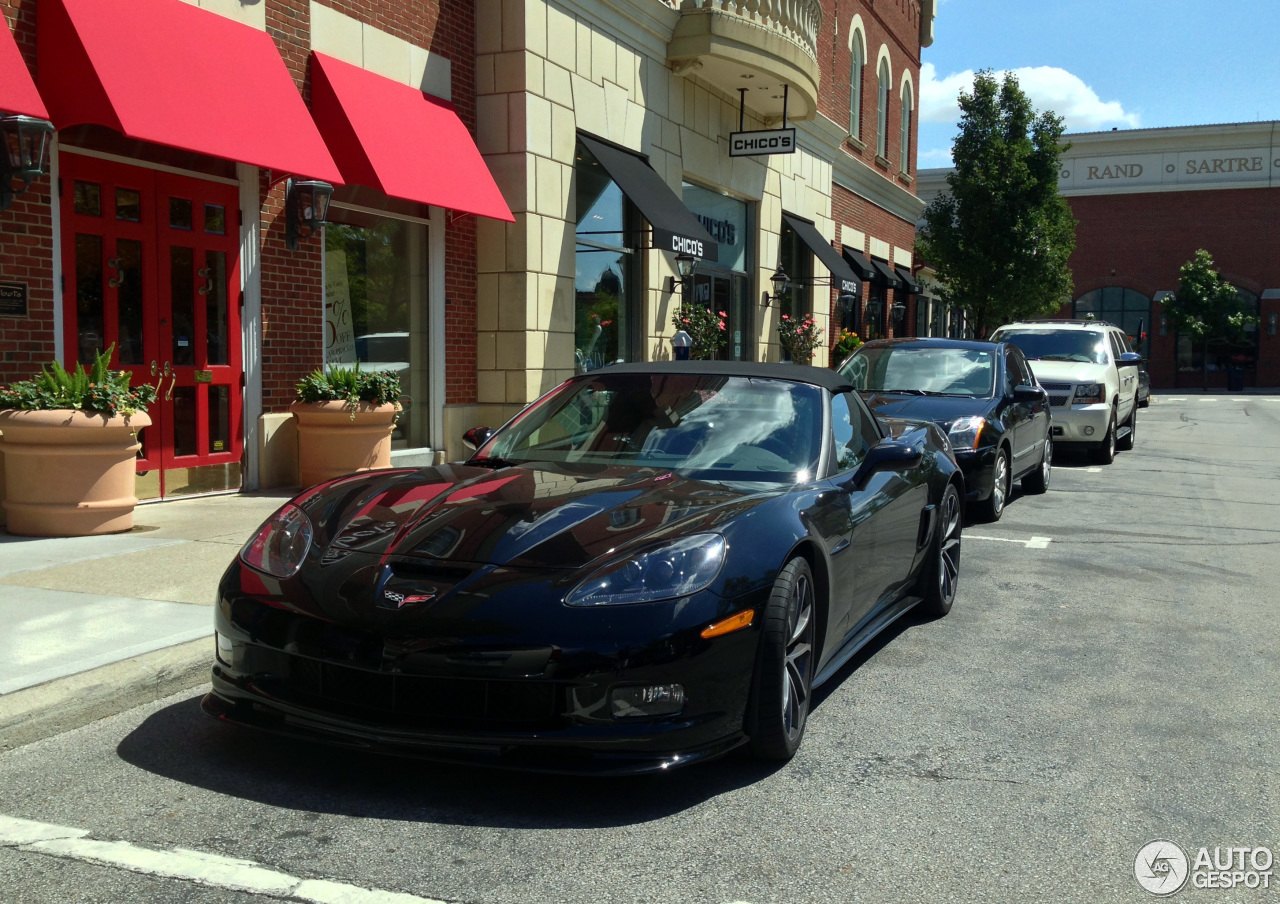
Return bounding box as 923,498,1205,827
1092,411,1117,464
1022,436,1051,495
1117,406,1136,451
974,447,1009,522
747,557,817,762
919,483,962,618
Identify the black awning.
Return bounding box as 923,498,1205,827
841,247,875,281
578,134,717,261
869,257,904,290
895,265,921,294
783,214,860,297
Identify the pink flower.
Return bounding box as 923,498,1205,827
718,311,727,317
717,323,726,331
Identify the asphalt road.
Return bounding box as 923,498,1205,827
2,395,1278,904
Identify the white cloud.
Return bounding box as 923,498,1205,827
919,62,1141,132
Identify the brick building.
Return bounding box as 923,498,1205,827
1,0,933,509
918,122,1280,389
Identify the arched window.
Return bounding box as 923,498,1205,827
849,32,865,140
1073,287,1151,354
899,81,913,172
876,58,890,158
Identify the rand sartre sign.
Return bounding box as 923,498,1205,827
1059,148,1277,193
729,128,797,157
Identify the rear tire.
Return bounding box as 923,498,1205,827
1091,411,1117,464
1022,436,1051,495
973,447,1009,522
919,483,962,618
1117,406,1136,451
746,557,817,762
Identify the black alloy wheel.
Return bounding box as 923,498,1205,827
1117,406,1137,451
1092,411,1117,464
975,448,1009,522
1022,436,1051,495
919,483,962,618
747,556,817,761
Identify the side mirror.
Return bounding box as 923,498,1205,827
1117,352,1143,368
1013,384,1046,402
848,437,923,489
462,426,495,451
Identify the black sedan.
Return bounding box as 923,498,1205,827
838,338,1052,522
204,362,963,773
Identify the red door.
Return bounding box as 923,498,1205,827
61,155,243,499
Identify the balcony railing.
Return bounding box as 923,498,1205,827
671,0,822,62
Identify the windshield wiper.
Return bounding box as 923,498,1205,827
1033,354,1082,362
875,388,929,395
470,456,518,469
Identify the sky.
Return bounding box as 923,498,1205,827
917,0,1280,167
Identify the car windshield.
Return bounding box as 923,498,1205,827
839,346,996,397
475,373,823,483
993,329,1108,365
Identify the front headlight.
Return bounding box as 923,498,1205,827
947,415,986,451
1074,383,1104,404
240,503,313,578
565,533,727,606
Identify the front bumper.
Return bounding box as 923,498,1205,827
1048,402,1111,445
205,576,766,774
953,446,996,503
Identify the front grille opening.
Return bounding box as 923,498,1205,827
250,649,563,731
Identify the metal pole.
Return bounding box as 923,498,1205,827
782,84,789,128
739,88,747,132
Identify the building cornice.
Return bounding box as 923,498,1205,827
554,0,678,61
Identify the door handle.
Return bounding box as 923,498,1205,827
150,360,158,376
164,372,177,402
197,266,212,296
107,257,123,288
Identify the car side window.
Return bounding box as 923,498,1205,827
829,391,878,474
1107,331,1124,362
1009,349,1034,386
1003,350,1019,395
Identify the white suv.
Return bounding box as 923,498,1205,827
989,320,1142,464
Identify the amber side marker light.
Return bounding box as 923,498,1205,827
700,609,755,639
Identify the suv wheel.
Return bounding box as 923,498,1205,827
1092,410,1117,465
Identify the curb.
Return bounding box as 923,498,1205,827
0,636,212,752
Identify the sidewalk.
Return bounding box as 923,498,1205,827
0,491,290,747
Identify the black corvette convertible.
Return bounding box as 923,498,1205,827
204,362,963,772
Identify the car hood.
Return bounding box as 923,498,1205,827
862,392,994,426
1021,360,1104,384
297,462,775,571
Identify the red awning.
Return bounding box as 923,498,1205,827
310,52,513,222
37,0,340,183
0,20,48,119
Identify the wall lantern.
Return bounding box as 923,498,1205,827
762,265,789,308
1269,311,1278,336
662,252,699,295
891,300,908,323
285,177,334,250
0,114,56,210
836,292,857,323
671,329,692,360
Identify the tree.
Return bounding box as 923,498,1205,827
1163,249,1258,388
916,70,1076,338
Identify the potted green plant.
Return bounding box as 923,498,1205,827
830,329,863,368
777,314,825,365
290,363,402,487
671,303,728,360
0,345,156,536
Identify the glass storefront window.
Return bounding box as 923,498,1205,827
575,140,639,372
1171,287,1259,374
324,211,428,449
777,218,813,350
683,183,753,361
1074,287,1152,355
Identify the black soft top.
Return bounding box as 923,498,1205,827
588,360,855,394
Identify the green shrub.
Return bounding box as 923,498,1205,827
296,362,402,418
0,345,156,417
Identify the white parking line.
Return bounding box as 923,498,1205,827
1085,467,1102,473
1199,398,1217,402
0,813,444,904
1165,397,1187,401
966,535,1053,549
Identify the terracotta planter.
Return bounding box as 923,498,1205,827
0,408,150,536
290,401,399,487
